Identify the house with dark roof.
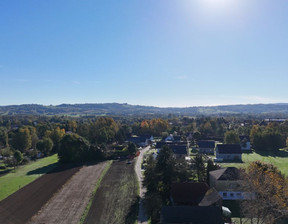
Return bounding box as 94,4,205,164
198,140,215,154
239,135,251,151
169,144,188,159
170,182,222,207
160,206,224,224
127,135,153,147
163,134,182,142
215,144,242,162
156,142,188,158
209,167,254,200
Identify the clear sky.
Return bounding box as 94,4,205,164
0,0,288,107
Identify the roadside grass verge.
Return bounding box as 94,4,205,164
221,149,288,176
0,154,58,201
83,160,139,224
79,160,113,224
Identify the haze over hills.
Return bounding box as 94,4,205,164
1,103,288,116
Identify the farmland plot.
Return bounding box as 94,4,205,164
84,160,139,224
0,164,81,224
29,161,108,224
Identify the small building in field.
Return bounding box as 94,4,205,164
215,144,242,162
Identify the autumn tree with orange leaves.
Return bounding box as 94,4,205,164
241,161,288,224
139,119,169,136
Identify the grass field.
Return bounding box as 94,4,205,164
220,149,288,176
0,154,58,200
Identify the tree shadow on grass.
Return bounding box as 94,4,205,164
27,163,59,175
256,149,288,158
125,196,140,224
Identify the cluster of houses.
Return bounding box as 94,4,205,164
197,136,251,162
160,166,255,223
126,133,254,223
128,134,251,163
161,166,257,223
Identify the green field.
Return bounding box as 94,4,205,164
0,154,59,201
84,160,139,224
221,149,288,176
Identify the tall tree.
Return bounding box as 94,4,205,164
58,133,90,163
11,127,32,152
241,161,288,224
127,142,138,154
36,137,54,156
224,130,240,144
0,127,8,148
192,155,206,182
206,159,220,184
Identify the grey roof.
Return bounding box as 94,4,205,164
209,167,242,181
199,187,222,206
160,206,224,224
198,140,215,148
216,144,242,154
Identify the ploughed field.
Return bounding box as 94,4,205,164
84,160,139,224
0,164,81,224
29,161,108,224
0,161,108,224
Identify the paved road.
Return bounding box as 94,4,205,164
135,146,150,224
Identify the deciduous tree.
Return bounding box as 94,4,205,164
241,161,288,224
224,130,240,144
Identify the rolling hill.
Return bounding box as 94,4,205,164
1,103,288,116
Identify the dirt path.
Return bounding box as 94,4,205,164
135,146,150,224
29,162,108,224
0,165,81,224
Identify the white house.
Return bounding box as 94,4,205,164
209,167,255,200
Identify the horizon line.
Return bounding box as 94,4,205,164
0,102,287,108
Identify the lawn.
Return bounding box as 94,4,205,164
0,154,59,201
221,149,288,176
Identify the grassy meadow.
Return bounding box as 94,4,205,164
84,160,139,224
0,154,58,200
221,149,288,176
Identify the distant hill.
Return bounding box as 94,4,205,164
1,103,288,116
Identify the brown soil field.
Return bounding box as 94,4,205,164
84,160,139,224
29,161,108,224
0,164,81,224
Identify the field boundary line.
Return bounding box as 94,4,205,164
79,160,113,224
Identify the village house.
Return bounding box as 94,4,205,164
239,135,251,151
160,206,224,224
198,140,216,154
156,142,189,159
170,182,222,207
127,135,153,147
215,144,242,162
209,167,254,200
169,144,189,159
162,134,182,142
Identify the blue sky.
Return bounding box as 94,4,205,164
0,0,288,107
